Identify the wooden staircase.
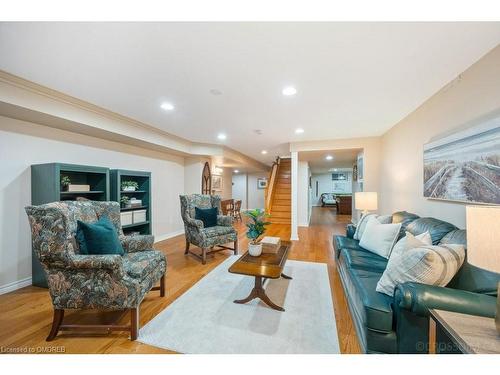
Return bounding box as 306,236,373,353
265,157,291,224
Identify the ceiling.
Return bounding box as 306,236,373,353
1,22,499,165
299,149,360,173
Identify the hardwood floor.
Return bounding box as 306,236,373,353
0,207,360,354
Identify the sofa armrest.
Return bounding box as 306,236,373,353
217,215,233,226
120,234,155,253
395,282,497,318
346,223,356,239
68,254,124,276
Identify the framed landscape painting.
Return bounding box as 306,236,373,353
423,115,500,204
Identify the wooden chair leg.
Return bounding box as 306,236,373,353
46,308,64,341
202,248,207,264
130,307,139,341
184,238,190,255
160,275,165,297
234,238,238,255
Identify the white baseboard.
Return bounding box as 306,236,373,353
0,230,185,295
0,277,32,295
154,229,185,243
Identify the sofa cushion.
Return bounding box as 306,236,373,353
345,267,394,333
439,229,467,248
201,225,235,238
195,207,218,228
334,235,362,257
340,248,388,273
392,211,420,239
406,217,457,245
123,250,165,280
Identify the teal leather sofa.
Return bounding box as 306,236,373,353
334,211,499,354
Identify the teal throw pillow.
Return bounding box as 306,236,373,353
195,207,218,228
76,216,124,256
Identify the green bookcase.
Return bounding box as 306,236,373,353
110,169,152,236
30,163,110,287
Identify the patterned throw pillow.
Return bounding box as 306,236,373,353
376,243,465,296
390,231,432,258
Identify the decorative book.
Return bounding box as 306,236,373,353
261,236,281,254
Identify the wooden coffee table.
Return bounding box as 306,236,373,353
228,240,292,312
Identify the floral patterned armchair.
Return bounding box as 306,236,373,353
180,194,238,264
25,200,166,341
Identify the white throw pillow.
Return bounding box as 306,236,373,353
359,217,402,258
353,213,392,240
376,243,465,296
390,231,432,258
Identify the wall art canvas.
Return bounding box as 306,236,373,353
423,115,500,204
257,178,268,189
211,175,223,191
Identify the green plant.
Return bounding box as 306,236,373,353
244,209,271,244
121,181,139,190
60,176,71,187
120,196,130,206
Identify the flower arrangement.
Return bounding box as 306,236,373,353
60,176,71,191
121,181,139,191
120,196,130,207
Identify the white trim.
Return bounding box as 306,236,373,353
154,229,185,243
290,151,299,241
0,277,32,295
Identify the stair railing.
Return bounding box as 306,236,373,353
265,157,280,215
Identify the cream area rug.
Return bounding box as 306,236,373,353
138,256,340,354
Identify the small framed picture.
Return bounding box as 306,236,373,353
212,175,223,191
257,178,268,189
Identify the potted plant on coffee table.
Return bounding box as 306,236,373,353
244,209,271,256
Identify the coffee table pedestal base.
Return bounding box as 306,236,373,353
233,274,292,312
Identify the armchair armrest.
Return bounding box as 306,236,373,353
120,234,155,253
217,215,233,226
185,217,204,230
395,282,497,318
68,254,124,276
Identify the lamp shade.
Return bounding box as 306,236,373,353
354,192,378,211
466,206,500,273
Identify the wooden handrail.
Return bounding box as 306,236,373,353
265,157,280,214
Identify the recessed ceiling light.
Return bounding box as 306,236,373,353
217,133,227,140
234,170,239,173
261,150,268,155
295,128,304,134
326,155,334,161
282,86,297,96
160,102,175,111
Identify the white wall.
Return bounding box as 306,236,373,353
247,172,267,210
184,157,204,195
380,45,500,228
297,161,310,226
231,173,247,208
0,116,185,292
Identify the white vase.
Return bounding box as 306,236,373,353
248,243,263,257
123,186,136,192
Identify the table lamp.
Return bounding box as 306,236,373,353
466,206,500,334
354,192,378,216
